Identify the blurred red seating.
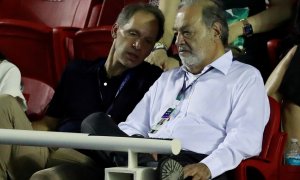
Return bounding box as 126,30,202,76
72,26,113,61
97,0,148,26
235,96,287,180
0,0,100,28
87,2,103,27
22,76,54,121
267,39,281,70
0,19,73,87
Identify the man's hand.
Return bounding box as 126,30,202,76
183,163,211,180
31,116,58,131
145,49,179,71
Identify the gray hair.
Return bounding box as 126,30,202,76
179,0,228,46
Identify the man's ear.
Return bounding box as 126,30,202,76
111,23,119,39
212,22,222,39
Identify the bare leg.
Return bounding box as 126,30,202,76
282,101,300,150
265,45,297,102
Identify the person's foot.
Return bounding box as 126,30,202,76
157,158,184,180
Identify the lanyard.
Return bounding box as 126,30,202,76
97,63,132,114
176,67,213,101
149,67,213,134
105,73,131,114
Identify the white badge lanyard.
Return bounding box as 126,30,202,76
149,67,213,134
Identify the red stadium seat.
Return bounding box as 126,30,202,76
267,39,281,70
72,26,113,61
279,165,300,180
97,0,123,26
87,2,103,28
97,0,149,26
0,0,19,19
235,96,287,180
0,19,73,87
22,77,54,121
0,0,97,28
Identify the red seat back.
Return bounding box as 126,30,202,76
72,26,113,60
260,96,282,160
22,77,54,120
0,0,96,28
97,0,149,26
87,2,103,28
0,19,70,87
0,0,20,19
235,96,287,180
267,39,281,70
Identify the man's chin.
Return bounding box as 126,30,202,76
123,61,141,69
179,56,189,63
179,51,190,58
180,56,200,67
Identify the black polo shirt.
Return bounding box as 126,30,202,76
46,58,162,132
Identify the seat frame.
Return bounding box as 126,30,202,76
235,96,287,180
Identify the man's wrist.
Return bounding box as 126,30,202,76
153,42,167,51
240,19,253,37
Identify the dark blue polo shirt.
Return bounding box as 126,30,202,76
46,58,162,132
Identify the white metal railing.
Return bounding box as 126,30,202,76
0,128,181,168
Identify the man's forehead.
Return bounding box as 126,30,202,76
121,11,156,30
174,6,203,28
121,11,158,39
128,10,157,25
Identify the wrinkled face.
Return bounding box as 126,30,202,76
174,6,216,72
113,11,159,68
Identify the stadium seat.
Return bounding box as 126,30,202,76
97,0,148,26
235,96,287,180
87,2,103,27
72,26,113,61
0,0,98,28
0,0,19,19
0,19,73,87
22,76,54,121
267,39,281,70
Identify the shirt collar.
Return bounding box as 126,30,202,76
209,50,233,75
179,50,233,75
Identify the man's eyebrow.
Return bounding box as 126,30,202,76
125,28,139,33
128,28,157,40
173,25,189,31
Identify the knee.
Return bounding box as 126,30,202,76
30,173,48,180
0,95,22,118
30,169,57,180
81,112,114,135
31,164,103,180
0,95,18,110
81,112,105,134
0,95,24,128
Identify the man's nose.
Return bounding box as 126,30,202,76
132,39,141,50
175,33,185,46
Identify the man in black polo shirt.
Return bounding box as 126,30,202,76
0,3,164,180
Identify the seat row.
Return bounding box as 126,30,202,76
0,0,148,28
0,19,103,88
